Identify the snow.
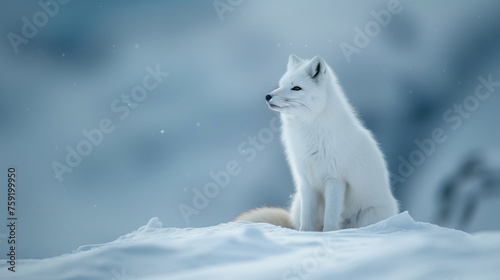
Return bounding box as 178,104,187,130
2,212,499,280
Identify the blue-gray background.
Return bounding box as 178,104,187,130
1,0,500,259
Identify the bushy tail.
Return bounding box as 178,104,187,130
233,207,295,229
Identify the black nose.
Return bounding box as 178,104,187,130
265,94,273,101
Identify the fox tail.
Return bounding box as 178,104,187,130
233,207,295,229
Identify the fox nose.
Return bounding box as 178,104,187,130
265,94,273,102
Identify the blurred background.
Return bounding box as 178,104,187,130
1,0,500,259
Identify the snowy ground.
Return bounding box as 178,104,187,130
1,212,499,280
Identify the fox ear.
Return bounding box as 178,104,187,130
287,54,303,69
307,56,326,81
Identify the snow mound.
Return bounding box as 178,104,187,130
1,212,499,280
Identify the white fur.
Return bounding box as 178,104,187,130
234,207,294,229
266,54,398,231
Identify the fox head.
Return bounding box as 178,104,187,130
266,54,331,117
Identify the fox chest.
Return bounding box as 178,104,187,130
284,126,342,182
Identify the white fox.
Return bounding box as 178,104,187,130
235,55,398,231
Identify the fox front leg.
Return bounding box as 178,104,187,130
298,184,319,231
323,178,346,231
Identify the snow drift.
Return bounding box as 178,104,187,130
1,212,499,280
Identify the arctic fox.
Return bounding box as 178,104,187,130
235,55,398,231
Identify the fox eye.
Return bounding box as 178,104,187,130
291,86,302,91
